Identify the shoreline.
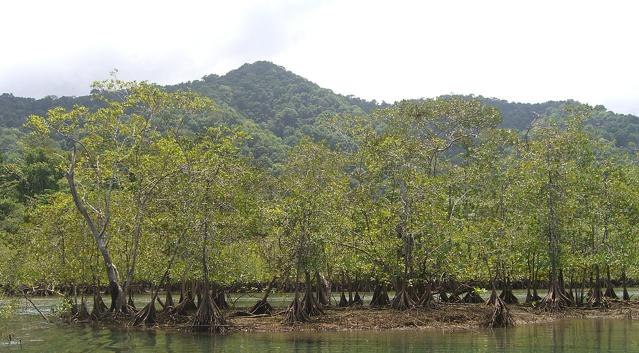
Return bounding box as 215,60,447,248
228,302,638,334
59,301,639,335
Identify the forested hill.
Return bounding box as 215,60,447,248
171,61,380,135
472,96,639,149
2,61,639,155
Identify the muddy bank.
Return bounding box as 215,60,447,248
53,299,639,334
227,301,639,333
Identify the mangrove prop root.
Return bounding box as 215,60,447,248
532,288,542,302
485,296,515,328
370,285,390,307
128,293,136,310
133,301,157,327
91,291,108,320
539,283,573,312
300,272,323,316
353,291,363,306
499,289,519,304
249,299,274,315
75,296,90,322
301,288,324,316
391,288,415,311
587,284,608,308
173,283,197,315
164,288,174,309
191,290,227,333
439,291,450,303
249,277,276,315
419,285,436,309
214,290,229,310
487,288,498,306
462,290,484,304
338,292,349,307
604,285,618,300
525,288,533,304
282,296,310,324
171,295,197,315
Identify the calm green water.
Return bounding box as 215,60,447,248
2,293,638,352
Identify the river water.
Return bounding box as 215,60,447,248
1,294,638,352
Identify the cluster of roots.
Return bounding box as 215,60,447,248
337,291,364,307
369,284,390,307
461,290,484,304
282,272,325,324
60,280,231,333
485,296,515,328
539,283,573,312
62,271,638,332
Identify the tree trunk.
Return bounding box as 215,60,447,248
588,264,606,307
603,266,618,299
191,218,226,332
283,270,309,324
249,277,276,315
66,149,124,313
370,283,390,307
315,272,330,306
391,279,415,310
301,271,323,316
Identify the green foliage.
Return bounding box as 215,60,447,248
2,65,639,299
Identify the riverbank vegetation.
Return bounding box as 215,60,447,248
2,75,639,333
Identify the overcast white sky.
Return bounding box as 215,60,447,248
1,0,637,114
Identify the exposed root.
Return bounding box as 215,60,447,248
127,292,136,310
486,288,498,306
485,296,514,328
499,288,519,304
391,287,415,310
301,287,324,316
539,283,572,312
298,272,323,316
439,291,450,303
214,289,229,310
531,288,542,302
191,288,227,333
370,284,390,307
173,283,197,315
353,291,363,306
462,290,484,304
75,296,90,321
248,299,274,315
587,284,608,308
604,284,618,300
338,292,349,307
525,288,533,304
448,293,461,303
132,301,157,326
418,284,436,309
90,290,108,320
164,288,174,309
282,294,310,324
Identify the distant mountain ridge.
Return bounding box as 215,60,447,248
1,61,638,158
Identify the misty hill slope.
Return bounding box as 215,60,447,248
1,61,638,158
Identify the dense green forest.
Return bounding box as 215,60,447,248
2,62,638,164
2,63,639,330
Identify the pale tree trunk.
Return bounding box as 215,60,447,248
66,147,124,312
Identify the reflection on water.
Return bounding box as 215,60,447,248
1,296,639,352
